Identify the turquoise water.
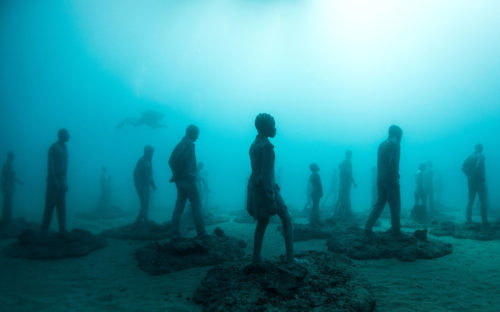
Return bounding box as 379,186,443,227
1,1,500,310
1,0,498,217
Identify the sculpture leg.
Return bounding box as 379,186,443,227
278,208,294,263
365,184,387,232
171,183,188,236
253,217,269,264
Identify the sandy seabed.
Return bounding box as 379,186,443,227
1,213,500,312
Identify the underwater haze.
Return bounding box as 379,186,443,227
1,0,499,219
2,1,500,311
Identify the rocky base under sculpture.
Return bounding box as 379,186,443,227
135,227,247,275
277,223,332,241
101,221,173,240
4,229,107,259
430,220,500,241
181,212,231,228
232,213,281,225
75,207,131,221
193,251,375,312
0,218,39,239
403,207,456,229
327,227,452,262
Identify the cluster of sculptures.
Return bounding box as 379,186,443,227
0,113,491,264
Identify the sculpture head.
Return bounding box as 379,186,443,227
58,128,70,143
144,145,154,160
475,143,483,154
310,163,320,173
186,124,200,142
7,151,14,163
255,113,276,138
388,125,402,143
345,150,352,160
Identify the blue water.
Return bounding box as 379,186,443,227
2,1,499,218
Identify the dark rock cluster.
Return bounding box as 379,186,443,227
101,221,173,240
431,220,500,241
181,212,230,227
4,229,107,259
193,251,375,312
233,213,281,224
0,218,39,239
327,226,452,262
277,223,332,241
74,207,131,221
135,227,247,275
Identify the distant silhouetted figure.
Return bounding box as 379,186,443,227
303,179,313,213
324,168,338,211
116,110,165,130
336,150,357,219
170,125,206,238
134,146,156,224
247,113,293,264
414,163,427,209
365,125,403,236
41,129,70,234
435,174,443,208
1,152,23,226
371,166,377,205
309,163,323,226
97,166,112,211
462,144,488,224
424,161,435,212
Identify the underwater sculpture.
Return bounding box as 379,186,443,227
414,163,427,209
308,163,323,226
411,163,428,224
170,125,206,238
0,152,36,239
371,166,377,205
335,150,357,219
134,145,156,224
116,109,165,130
41,128,70,234
1,152,23,226
365,125,403,236
462,143,488,224
101,145,168,240
74,166,130,221
247,113,294,264
424,161,435,212
97,166,112,212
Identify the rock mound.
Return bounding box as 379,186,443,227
74,207,131,221
101,221,173,240
182,212,230,227
193,251,375,312
277,223,332,241
431,220,500,241
4,229,107,259
0,218,39,239
135,227,247,275
327,226,452,262
233,214,280,224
